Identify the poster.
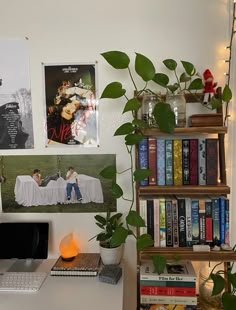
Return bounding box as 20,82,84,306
0,154,116,213
0,38,34,149
43,63,99,147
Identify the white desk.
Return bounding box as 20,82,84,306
0,259,124,310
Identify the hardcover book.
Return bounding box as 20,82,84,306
165,199,173,247
206,138,218,185
173,139,182,185
157,139,166,185
139,199,148,235
140,280,196,288
185,198,192,247
172,199,179,247
189,139,198,185
153,199,160,247
182,139,190,185
140,260,197,282
178,198,186,247
191,200,199,245
148,137,157,185
212,197,220,245
198,138,206,185
50,253,101,276
199,199,206,244
138,138,149,186
205,199,213,243
147,199,154,240
165,140,173,185
140,285,196,297
159,198,166,247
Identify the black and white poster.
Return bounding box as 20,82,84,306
43,63,99,147
0,38,34,149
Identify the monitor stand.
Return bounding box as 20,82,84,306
7,259,43,272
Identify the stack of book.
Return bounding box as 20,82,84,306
140,260,197,310
50,253,101,276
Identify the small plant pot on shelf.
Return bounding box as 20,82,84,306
99,244,124,265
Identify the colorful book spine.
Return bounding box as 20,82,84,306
165,199,173,247
173,139,183,185
157,139,165,185
205,199,213,243
139,199,147,235
153,199,160,247
140,295,198,305
198,138,206,185
159,198,166,247
185,198,192,247
146,199,154,240
138,138,148,186
189,139,198,185
225,198,230,245
172,199,179,247
148,137,157,185
165,140,173,185
212,197,220,245
178,198,186,247
199,199,206,244
219,196,226,245
140,285,196,296
182,139,190,185
206,138,218,185
140,280,196,287
191,200,199,245
140,304,197,310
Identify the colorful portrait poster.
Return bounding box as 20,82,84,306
0,38,34,149
43,63,99,147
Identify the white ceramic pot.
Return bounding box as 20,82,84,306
99,244,124,265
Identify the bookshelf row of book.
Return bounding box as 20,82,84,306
139,196,229,248
139,259,197,309
138,137,218,186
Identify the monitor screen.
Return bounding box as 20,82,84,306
0,222,49,259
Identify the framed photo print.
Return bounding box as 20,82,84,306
43,63,99,147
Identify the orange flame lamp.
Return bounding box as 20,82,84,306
59,233,79,261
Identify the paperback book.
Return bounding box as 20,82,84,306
140,305,197,310
50,253,101,276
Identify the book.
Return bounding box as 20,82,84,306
153,199,160,247
198,199,206,244
140,199,148,235
50,253,101,276
191,199,199,245
140,304,197,310
173,139,182,185
147,199,154,240
198,138,206,185
138,138,149,186
182,139,190,185
140,294,197,305
219,196,226,245
140,280,196,287
189,139,198,185
212,197,220,245
206,138,218,185
205,199,213,243
148,137,157,185
165,140,173,185
159,198,166,247
172,199,179,247
157,139,166,185
140,260,197,282
140,285,196,296
165,199,173,247
185,198,192,247
225,198,230,245
178,198,186,247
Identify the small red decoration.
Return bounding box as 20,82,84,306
203,69,217,104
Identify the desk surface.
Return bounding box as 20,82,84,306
0,259,124,310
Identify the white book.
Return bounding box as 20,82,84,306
139,199,147,235
140,294,197,305
153,199,160,247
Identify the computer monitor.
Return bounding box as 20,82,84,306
0,222,49,259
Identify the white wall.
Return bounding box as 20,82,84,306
0,1,231,309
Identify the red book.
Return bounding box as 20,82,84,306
148,137,157,185
205,199,213,243
189,139,198,185
206,138,218,185
140,285,196,297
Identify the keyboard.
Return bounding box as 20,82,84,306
0,272,47,292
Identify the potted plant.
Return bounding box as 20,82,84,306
90,210,128,265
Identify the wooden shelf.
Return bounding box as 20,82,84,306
140,247,236,262
138,184,230,196
142,126,227,136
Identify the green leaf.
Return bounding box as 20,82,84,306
181,61,196,76
112,182,123,198
211,273,225,295
94,215,106,225
188,78,203,90
222,292,236,310
227,272,236,288
126,210,145,227
167,84,179,93
137,234,154,250
95,222,105,229
96,232,108,242
135,53,156,82
110,226,129,247
123,98,141,113
110,213,123,224
114,123,134,136
125,133,144,145
152,73,169,87
153,254,167,274
163,59,177,71
179,72,191,83
132,118,148,129
153,102,175,133
222,84,232,102
210,97,222,110
101,51,130,69
134,168,152,182
99,165,116,179
100,82,126,99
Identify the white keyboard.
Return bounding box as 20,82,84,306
0,272,47,292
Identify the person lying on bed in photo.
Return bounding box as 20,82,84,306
32,169,59,187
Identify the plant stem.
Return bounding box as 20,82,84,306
128,67,138,92
174,69,181,91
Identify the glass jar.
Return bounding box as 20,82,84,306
141,94,158,127
199,266,222,310
166,92,186,128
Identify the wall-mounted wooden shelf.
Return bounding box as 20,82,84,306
142,126,227,136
